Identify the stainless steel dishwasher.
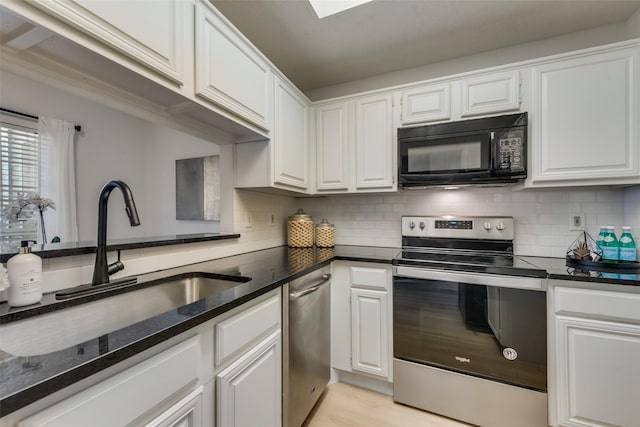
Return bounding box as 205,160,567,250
283,266,331,427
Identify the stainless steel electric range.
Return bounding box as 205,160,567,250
392,216,548,427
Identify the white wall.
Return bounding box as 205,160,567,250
305,20,634,101
0,70,221,242
297,187,634,258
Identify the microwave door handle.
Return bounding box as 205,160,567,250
489,131,496,169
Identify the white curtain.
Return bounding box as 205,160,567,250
39,117,78,243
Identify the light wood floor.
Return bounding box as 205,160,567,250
303,382,472,427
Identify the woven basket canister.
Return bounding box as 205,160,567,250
316,218,335,248
287,209,314,247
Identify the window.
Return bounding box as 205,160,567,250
1,115,40,249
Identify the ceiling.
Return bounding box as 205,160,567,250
210,0,640,93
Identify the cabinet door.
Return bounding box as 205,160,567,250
351,288,389,378
29,0,184,84
315,101,350,191
195,0,272,131
554,317,640,427
401,83,451,124
216,331,281,427
530,46,640,185
145,387,203,427
461,71,520,117
273,78,309,190
355,94,395,190
17,336,201,427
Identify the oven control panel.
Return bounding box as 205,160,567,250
402,216,514,240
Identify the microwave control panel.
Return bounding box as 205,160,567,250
497,131,524,171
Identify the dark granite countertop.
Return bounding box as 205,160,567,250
0,245,395,417
0,233,241,263
0,244,637,417
520,256,640,286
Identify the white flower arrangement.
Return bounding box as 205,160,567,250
3,193,56,243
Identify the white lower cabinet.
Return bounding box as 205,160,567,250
549,283,640,427
216,332,281,427
17,335,204,427
145,386,204,427
331,261,392,382
10,290,282,427
350,288,389,378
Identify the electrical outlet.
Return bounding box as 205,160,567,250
569,213,586,231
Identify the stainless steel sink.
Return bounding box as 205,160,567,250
0,272,249,357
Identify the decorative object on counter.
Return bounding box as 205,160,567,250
3,193,55,244
566,229,640,273
315,218,335,248
175,155,220,221
567,230,601,262
316,247,335,263
288,247,315,273
287,209,314,247
6,240,42,307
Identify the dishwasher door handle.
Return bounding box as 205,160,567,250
289,274,332,300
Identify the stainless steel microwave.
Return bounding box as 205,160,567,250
398,113,527,187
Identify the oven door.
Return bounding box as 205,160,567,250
393,266,547,392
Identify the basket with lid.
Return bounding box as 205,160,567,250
316,218,335,248
287,209,314,247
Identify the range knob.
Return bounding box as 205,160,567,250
483,222,492,231
419,221,425,230
495,223,505,231
409,221,415,230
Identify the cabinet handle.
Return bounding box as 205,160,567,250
289,274,331,300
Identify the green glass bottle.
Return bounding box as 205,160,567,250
619,226,637,262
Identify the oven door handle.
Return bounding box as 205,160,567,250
393,266,544,290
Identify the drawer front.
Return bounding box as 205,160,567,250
215,294,280,366
350,266,389,291
19,336,201,427
554,286,640,323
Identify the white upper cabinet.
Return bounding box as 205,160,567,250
355,93,395,190
273,77,310,189
195,0,273,132
528,42,640,187
315,101,351,191
400,83,451,125
313,93,396,194
27,0,186,85
461,70,520,117
234,76,310,194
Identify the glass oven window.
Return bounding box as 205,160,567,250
393,277,547,391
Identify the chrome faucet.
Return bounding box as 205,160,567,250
91,180,140,286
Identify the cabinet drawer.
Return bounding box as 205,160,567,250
554,286,640,323
350,266,389,291
18,336,201,427
215,294,280,366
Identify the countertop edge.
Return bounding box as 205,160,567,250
0,233,241,263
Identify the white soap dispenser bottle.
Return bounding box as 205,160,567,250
7,241,42,307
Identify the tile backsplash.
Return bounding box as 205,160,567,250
298,186,639,258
